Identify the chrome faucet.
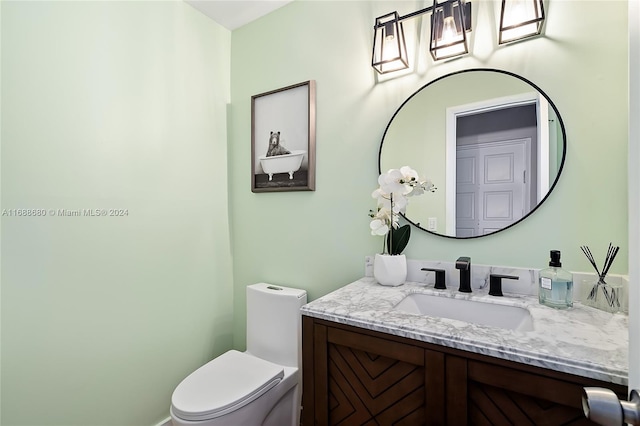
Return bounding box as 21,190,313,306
456,256,472,293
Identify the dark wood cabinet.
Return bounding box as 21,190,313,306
302,316,627,426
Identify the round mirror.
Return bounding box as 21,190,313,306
379,68,566,238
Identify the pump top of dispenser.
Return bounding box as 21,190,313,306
549,250,562,267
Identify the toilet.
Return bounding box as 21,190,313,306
170,283,307,426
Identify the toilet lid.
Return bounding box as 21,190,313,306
171,350,284,422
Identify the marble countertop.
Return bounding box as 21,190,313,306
301,277,629,386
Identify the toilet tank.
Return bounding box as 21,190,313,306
246,283,307,368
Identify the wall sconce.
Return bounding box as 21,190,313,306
372,12,409,75
499,0,545,44
430,0,472,61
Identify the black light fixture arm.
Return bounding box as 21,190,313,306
395,4,436,23
373,0,471,29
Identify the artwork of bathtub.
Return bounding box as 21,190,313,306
258,150,306,181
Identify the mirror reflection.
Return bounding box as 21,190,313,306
379,69,566,238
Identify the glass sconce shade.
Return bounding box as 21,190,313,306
372,12,409,74
499,0,545,44
430,0,471,61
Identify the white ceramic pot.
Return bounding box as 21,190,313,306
373,254,407,287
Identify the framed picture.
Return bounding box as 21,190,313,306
251,80,316,192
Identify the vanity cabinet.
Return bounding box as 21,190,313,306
302,317,627,426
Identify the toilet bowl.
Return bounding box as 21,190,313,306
170,283,307,426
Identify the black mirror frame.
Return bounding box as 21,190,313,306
378,68,567,239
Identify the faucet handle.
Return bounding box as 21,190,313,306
489,274,519,297
421,268,446,290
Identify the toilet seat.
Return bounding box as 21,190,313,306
171,350,284,422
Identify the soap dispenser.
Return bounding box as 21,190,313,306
539,250,573,309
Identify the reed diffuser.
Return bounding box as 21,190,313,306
580,243,621,312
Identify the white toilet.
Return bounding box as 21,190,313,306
170,283,307,426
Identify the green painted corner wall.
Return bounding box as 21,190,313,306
0,0,631,424
1,1,232,425
229,0,629,349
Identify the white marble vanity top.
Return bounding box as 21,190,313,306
301,277,629,386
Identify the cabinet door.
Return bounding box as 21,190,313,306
326,327,426,425
304,320,446,426
454,360,626,425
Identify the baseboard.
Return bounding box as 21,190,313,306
154,416,172,426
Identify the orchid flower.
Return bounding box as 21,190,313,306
369,166,436,255
369,218,389,236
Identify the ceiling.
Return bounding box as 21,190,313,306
185,0,293,30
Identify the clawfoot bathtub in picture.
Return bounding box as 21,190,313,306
259,150,306,181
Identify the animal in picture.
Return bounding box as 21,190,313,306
266,131,291,157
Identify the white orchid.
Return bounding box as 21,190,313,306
369,218,389,236
369,206,397,235
399,166,419,185
370,166,436,255
378,168,406,196
406,178,435,197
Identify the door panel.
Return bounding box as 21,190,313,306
456,139,530,236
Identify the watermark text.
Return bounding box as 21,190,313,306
2,208,129,217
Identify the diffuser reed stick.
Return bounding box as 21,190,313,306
580,243,620,308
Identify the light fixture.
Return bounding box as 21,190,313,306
371,0,547,74
430,0,471,61
372,0,472,75
372,12,409,75
499,0,545,44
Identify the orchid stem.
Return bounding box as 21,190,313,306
388,193,394,255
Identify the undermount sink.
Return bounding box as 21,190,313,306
392,293,534,332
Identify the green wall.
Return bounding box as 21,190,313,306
1,1,232,425
229,0,628,348
0,0,630,424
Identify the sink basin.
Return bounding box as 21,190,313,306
392,293,534,332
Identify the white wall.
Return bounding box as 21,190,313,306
1,1,232,424
628,0,639,392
